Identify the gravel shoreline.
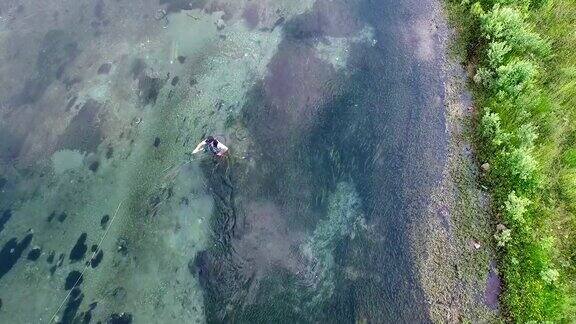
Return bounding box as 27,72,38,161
410,2,501,322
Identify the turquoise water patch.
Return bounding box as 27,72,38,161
52,150,84,174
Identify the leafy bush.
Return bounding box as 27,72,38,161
495,224,512,247
493,59,537,99
476,4,550,56
509,148,538,182
516,123,538,148
541,268,560,285
449,0,572,321
473,67,494,86
499,147,538,191
504,191,531,225
487,41,512,68
479,108,509,149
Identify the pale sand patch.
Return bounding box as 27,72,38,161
315,25,375,70
412,17,437,62
52,149,84,174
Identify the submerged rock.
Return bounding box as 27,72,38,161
75,301,98,324
90,250,104,268
75,310,93,324
137,74,163,105
153,137,161,148
100,214,110,229
69,233,88,262
106,145,114,159
215,18,226,31
58,212,67,223
47,250,55,264
108,312,133,324
94,0,105,20
61,288,83,323
187,258,197,276
130,58,146,79
47,211,56,222
110,286,127,303
27,246,42,261
57,99,104,154
242,3,259,29
66,96,78,111
12,30,79,107
89,161,100,172
97,62,112,75
0,233,33,279
271,17,286,32
57,253,65,267
0,209,12,233
177,56,186,64
116,238,128,255
160,0,195,13
65,270,83,290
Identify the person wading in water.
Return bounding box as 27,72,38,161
192,136,229,157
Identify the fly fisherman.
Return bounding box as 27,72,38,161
192,136,229,157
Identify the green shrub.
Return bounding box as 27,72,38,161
501,147,538,189
473,67,494,86
477,4,551,56
494,59,537,99
504,191,531,225
470,2,485,17
517,123,538,148
487,41,512,68
448,0,572,320
541,268,560,285
479,108,510,149
495,225,512,246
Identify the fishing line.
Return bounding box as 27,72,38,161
49,198,125,323
47,155,208,322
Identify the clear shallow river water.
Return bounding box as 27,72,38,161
0,0,447,323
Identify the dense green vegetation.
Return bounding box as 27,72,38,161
445,0,575,321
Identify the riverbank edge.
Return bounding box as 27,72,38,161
432,0,576,321
409,1,501,322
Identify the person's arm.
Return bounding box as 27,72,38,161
192,141,206,154
216,143,228,156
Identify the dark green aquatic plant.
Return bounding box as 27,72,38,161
302,182,366,312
